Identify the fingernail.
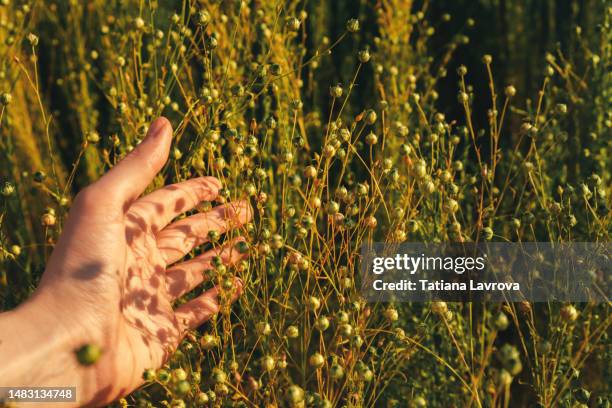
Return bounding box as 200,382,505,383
147,117,171,139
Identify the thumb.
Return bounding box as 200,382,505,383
97,117,173,206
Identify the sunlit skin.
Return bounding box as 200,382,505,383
0,117,252,407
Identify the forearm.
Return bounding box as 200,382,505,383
0,291,90,406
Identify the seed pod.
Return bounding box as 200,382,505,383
1,182,15,196
200,333,219,350
365,132,378,145
208,230,220,243
346,18,360,33
309,352,325,368
330,84,343,98
351,334,364,348
359,368,374,381
330,363,345,379
41,212,57,227
142,368,156,382
285,325,299,338
1,92,12,105
483,227,494,240
307,296,321,311
365,215,377,229
384,307,399,322
285,385,305,406
196,392,209,404
154,369,169,383
560,305,578,322
261,355,276,372
431,301,448,315
358,49,371,63
304,166,317,179
10,245,21,256
494,312,509,331
315,316,330,331
256,321,272,336
172,368,187,382
75,344,102,366
131,17,145,31
286,17,301,31
211,368,227,384
444,199,459,213
365,109,377,124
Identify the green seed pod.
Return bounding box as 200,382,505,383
351,334,364,348
365,132,378,145
1,92,12,105
358,49,371,63
205,35,218,49
156,368,170,383
315,316,330,331
496,369,513,387
211,368,227,384
384,307,399,322
356,183,369,196
285,325,299,338
256,321,271,336
365,109,377,124
208,230,220,243
359,368,374,381
1,181,15,197
457,91,469,104
196,392,209,404
431,301,448,315
330,363,345,379
10,245,21,256
142,369,156,382
483,227,494,240
421,180,435,195
261,355,276,372
339,323,353,337
336,311,350,324
444,199,459,213
330,84,343,98
75,344,102,366
307,296,321,311
285,385,305,406
494,312,509,331
286,17,301,31
200,333,219,350
560,304,578,322
309,352,325,368
346,18,360,33
172,368,187,382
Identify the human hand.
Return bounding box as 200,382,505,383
0,118,251,407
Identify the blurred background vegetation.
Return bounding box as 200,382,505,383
0,0,610,407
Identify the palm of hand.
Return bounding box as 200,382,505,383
36,118,250,405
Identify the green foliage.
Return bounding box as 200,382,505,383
0,0,610,406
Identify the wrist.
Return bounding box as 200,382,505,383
0,287,87,405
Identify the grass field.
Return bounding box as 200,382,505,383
0,0,610,407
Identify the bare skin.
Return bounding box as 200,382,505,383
0,117,251,407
